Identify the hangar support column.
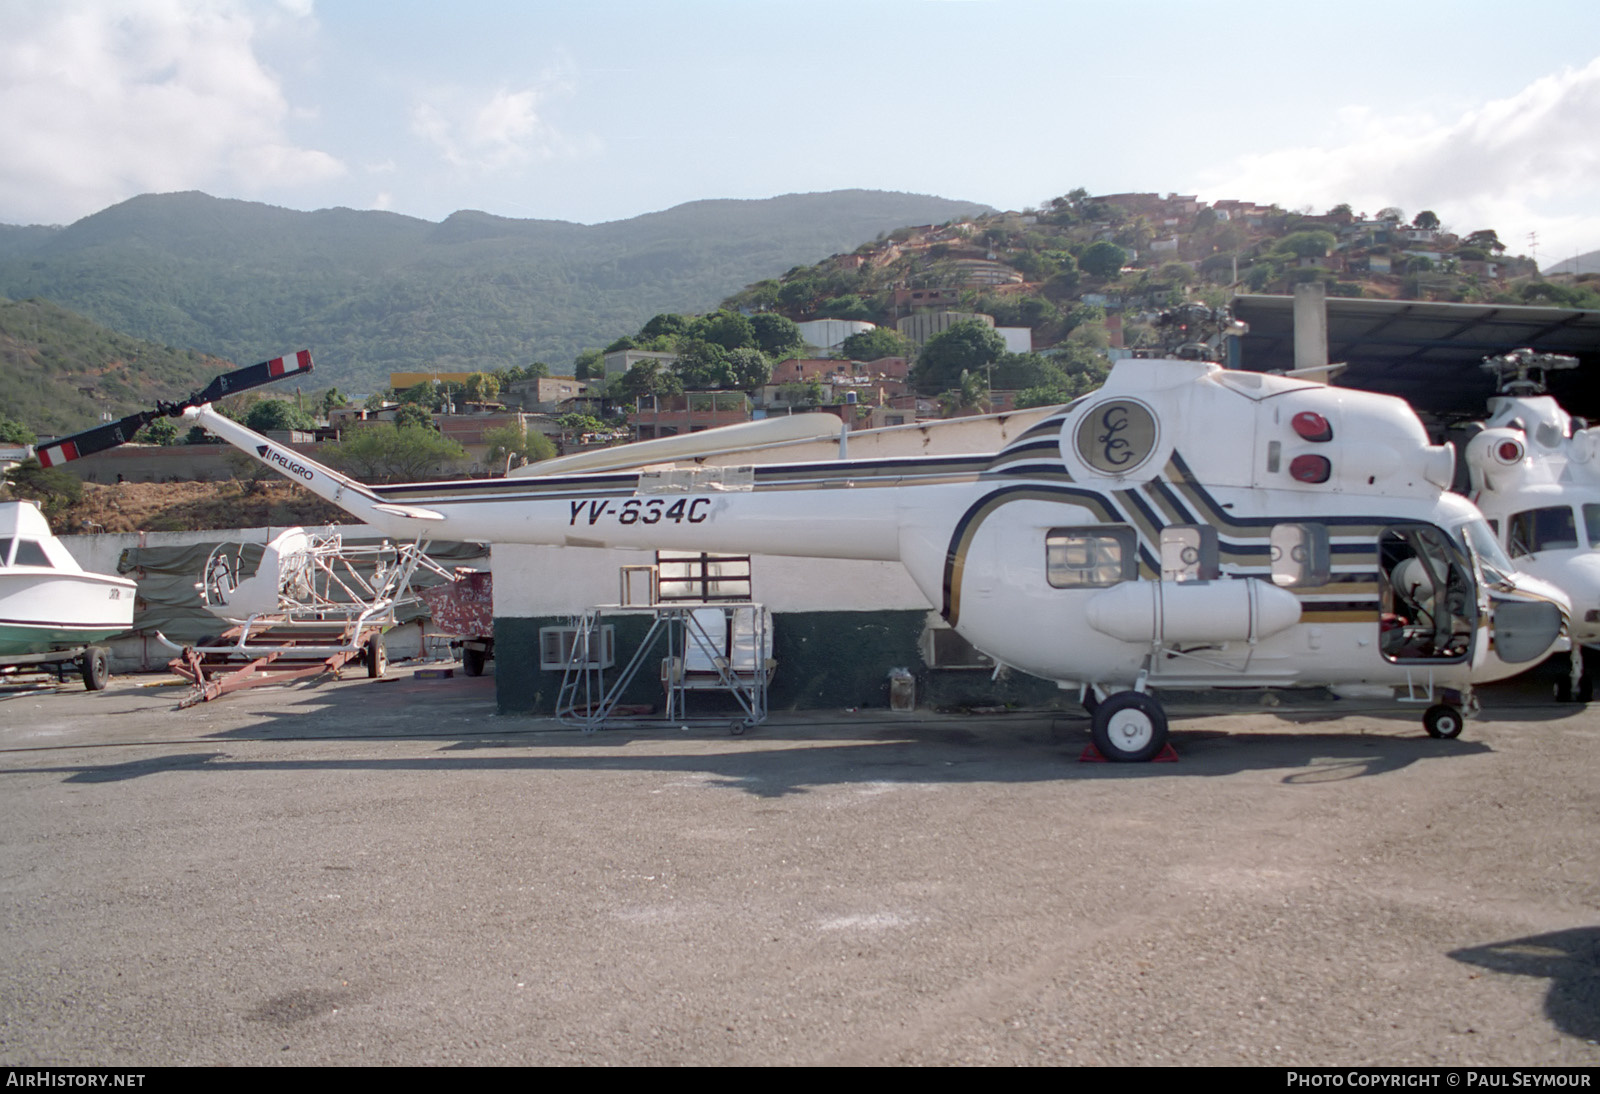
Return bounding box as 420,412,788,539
1293,282,1329,372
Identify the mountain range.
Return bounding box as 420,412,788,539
0,189,990,394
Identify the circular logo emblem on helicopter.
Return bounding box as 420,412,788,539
1074,398,1159,475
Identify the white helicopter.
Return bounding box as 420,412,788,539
39,338,1570,760
1458,348,1600,702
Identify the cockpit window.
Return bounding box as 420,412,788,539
0,537,11,567
1507,506,1579,557
1458,519,1516,587
12,540,51,568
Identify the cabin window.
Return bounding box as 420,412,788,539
13,540,51,568
1269,523,1330,587
1507,506,1579,556
1046,526,1136,588
1160,524,1219,582
1585,504,1600,548
0,537,11,566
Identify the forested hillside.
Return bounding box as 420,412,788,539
0,297,232,436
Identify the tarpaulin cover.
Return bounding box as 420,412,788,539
115,536,489,645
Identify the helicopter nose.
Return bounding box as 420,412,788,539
1561,553,1600,646
1489,592,1568,665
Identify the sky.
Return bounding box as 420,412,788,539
4,0,1600,267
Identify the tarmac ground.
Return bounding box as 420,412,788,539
1,662,1598,1066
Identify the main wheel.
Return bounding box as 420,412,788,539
461,644,486,677
366,633,387,678
1090,691,1168,762
79,646,110,691
1422,703,1464,739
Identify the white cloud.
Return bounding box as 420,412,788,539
0,0,342,224
410,66,589,174
1199,56,1600,259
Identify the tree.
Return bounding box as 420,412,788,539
0,415,37,445
689,310,757,351
820,294,875,321
674,342,733,390
620,358,683,400
1464,229,1506,254
750,313,803,358
462,372,500,403
558,413,611,436
134,418,181,445
912,320,1006,394
393,403,436,431
725,347,772,390
324,425,466,483
988,352,1064,391
840,327,911,362
938,370,991,416
573,348,605,380
1275,230,1337,258
1079,240,1127,279
4,458,82,522
481,423,556,475
778,274,823,315
777,381,825,408
397,382,442,409
320,388,350,415
1413,210,1440,230
244,399,316,433
640,313,689,340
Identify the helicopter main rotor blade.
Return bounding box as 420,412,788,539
35,350,314,468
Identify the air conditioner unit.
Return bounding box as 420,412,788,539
539,624,616,670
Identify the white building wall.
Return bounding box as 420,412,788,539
996,326,1033,354
795,318,876,352
490,544,929,616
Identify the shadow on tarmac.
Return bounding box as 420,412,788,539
3,665,1585,796
1451,927,1600,1043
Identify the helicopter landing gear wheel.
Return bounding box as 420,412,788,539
1422,703,1464,739
366,633,387,678
1090,691,1168,762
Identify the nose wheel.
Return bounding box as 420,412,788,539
1422,703,1464,739
1090,691,1170,762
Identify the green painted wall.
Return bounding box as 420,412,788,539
492,611,1067,716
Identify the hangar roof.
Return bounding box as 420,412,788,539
1230,294,1600,423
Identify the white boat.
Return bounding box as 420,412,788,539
0,500,137,657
